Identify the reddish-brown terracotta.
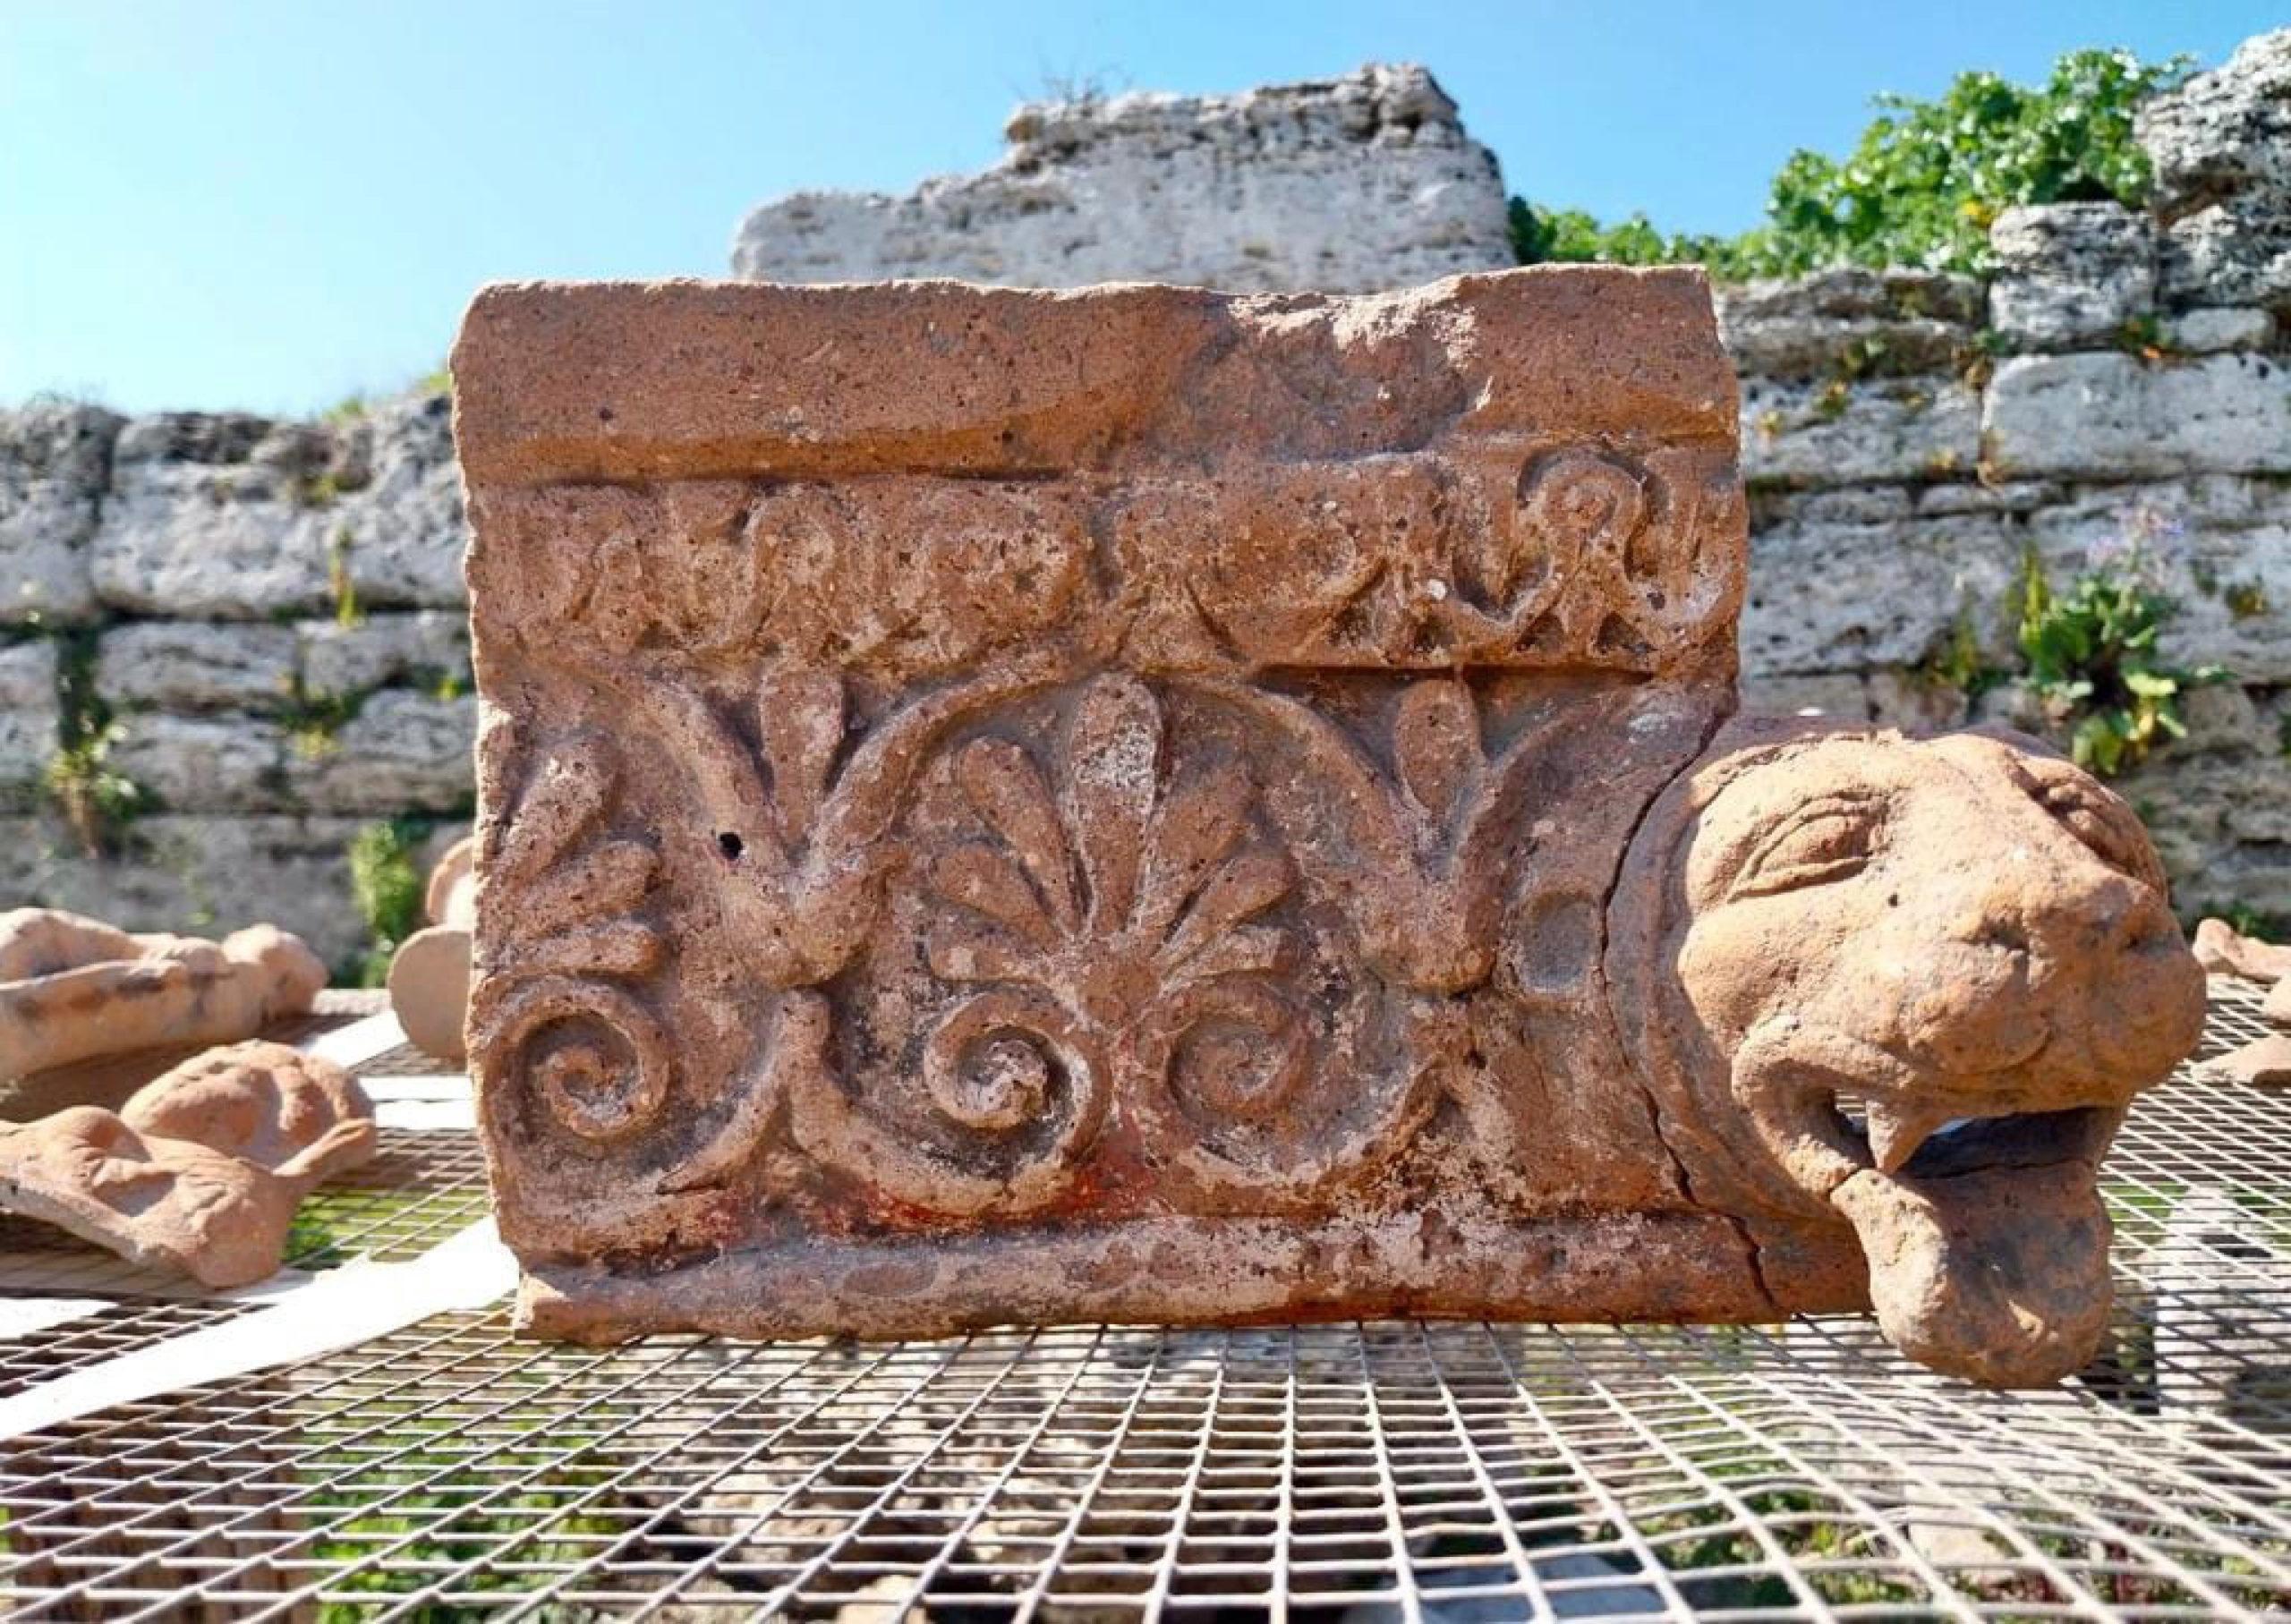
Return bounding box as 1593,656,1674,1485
388,836,477,1060
0,1041,375,1288
0,909,326,1080
453,270,2205,1385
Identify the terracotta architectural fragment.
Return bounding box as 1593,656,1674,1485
2193,915,2291,984
0,909,327,1080
388,836,477,1060
0,1041,374,1287
454,271,2205,1385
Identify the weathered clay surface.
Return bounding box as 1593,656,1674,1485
388,835,476,1059
120,1039,376,1178
0,1042,372,1287
1613,720,2206,1384
0,908,327,1079
456,270,2207,1386
2215,962,2291,1085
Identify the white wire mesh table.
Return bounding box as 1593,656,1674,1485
1,987,2287,1620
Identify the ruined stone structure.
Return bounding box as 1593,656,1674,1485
732,64,1513,293
1,31,2287,966
453,271,2202,1383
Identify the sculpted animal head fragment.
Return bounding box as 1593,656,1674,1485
1615,720,2208,1385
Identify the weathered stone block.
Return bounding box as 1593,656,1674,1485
1984,353,2291,480
98,621,295,712
2139,30,2291,310
1717,268,1980,382
732,65,1512,294
285,691,475,813
0,640,59,798
1987,203,2156,349
90,415,342,618
332,394,468,610
108,713,287,813
1718,268,1986,327
87,394,467,621
1741,514,2019,676
2162,307,2276,352
454,271,2204,1387
298,610,471,697
0,403,118,626
1740,377,1981,488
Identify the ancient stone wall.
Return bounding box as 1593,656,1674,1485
2,32,2287,957
0,394,473,968
731,64,1515,293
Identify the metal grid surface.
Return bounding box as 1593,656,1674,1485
1,988,2287,1620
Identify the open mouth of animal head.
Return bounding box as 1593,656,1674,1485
1735,1034,2131,1387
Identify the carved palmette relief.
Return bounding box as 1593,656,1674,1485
464,435,1744,1225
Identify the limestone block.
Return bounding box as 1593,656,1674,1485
1736,671,1867,718
89,393,465,621
2156,202,2291,311
451,270,2203,1387
285,691,475,813
98,621,295,712
90,414,343,618
333,394,468,609
1987,203,2156,349
2139,30,2291,310
1718,268,1986,326
0,640,58,799
1912,480,2059,516
298,610,471,696
2163,307,2275,352
732,64,1512,293
1716,269,1981,381
1751,485,1913,527
1984,353,2291,480
1741,377,1981,488
2125,749,2291,923
1741,514,2019,676
0,404,118,627
107,712,287,813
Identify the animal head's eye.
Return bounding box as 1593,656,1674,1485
2034,777,2164,889
1728,795,1885,901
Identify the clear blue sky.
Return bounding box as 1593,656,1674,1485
4,1,2278,416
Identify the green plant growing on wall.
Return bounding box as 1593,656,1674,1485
328,525,364,629
347,819,427,988
1511,47,2191,277
41,630,147,857
44,722,144,859
2016,551,2223,777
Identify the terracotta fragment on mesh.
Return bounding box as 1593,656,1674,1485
2193,916,2291,984
388,836,477,1061
0,1042,374,1288
453,270,2205,1385
0,908,327,1080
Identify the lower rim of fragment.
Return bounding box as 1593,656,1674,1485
508,1207,1875,1348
